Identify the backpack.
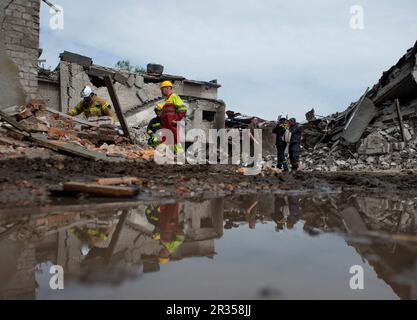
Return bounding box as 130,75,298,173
283,128,292,143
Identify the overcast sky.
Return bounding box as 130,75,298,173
39,0,417,121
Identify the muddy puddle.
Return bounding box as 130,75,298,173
1,192,417,300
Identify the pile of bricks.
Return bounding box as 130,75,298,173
0,99,154,161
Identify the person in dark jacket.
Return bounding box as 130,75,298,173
272,118,289,171
288,118,302,171
147,103,163,147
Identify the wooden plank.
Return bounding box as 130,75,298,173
395,99,406,142
104,76,132,143
0,201,143,217
31,133,107,161
0,136,28,147
63,182,139,198
0,109,30,133
44,107,98,128
96,177,140,185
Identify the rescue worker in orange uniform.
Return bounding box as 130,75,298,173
159,81,188,154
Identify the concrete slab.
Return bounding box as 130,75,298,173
60,51,92,68
342,97,377,144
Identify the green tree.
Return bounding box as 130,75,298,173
115,60,145,73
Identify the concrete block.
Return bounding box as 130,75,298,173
60,51,92,68
87,66,114,79
136,89,149,104
404,128,413,141
342,98,377,144
126,75,135,88
134,75,144,88
147,63,164,75
358,132,392,155
114,72,128,85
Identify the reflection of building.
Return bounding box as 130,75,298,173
222,193,417,300
0,198,224,299
1,193,417,299
175,199,224,259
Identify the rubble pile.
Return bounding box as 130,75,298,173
302,41,417,172
225,110,278,158
0,100,155,162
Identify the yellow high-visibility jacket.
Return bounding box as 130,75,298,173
69,95,114,118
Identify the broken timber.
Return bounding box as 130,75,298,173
63,182,140,198
1,108,113,161
395,99,406,142
31,133,108,161
0,109,31,136
44,107,99,128
104,75,132,143
96,177,141,185
0,136,28,147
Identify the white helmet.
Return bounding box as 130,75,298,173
80,86,93,98
278,113,287,121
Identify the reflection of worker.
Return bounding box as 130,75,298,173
160,81,188,154
243,196,259,229
156,203,185,264
272,196,288,232
287,196,301,229
147,104,163,148
145,204,161,228
271,195,301,231
69,226,113,255
68,86,116,121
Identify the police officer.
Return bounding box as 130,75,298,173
288,118,302,171
272,117,289,171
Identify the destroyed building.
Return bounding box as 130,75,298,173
0,0,230,163
1,0,225,149
0,198,224,299
38,51,226,144
0,0,40,107
302,41,417,172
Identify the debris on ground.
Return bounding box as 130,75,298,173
301,41,417,172
0,100,155,162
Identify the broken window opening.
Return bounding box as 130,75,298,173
203,110,216,122
88,76,106,88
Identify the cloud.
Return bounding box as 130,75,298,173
40,0,417,120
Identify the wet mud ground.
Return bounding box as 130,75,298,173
1,156,417,208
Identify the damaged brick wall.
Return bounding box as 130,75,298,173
0,0,40,109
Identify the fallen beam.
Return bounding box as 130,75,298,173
63,182,140,198
44,107,99,128
0,109,30,133
104,75,132,143
0,136,28,147
31,133,108,161
395,99,406,142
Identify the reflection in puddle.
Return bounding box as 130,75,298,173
0,193,417,300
